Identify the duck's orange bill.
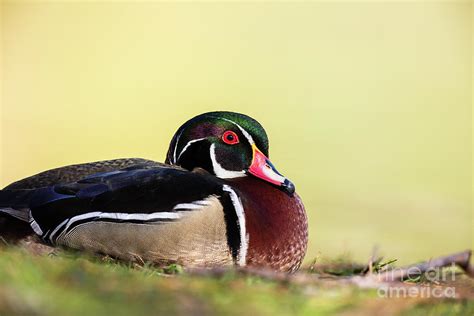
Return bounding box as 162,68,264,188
248,144,295,194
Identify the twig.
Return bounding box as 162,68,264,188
374,249,473,282
186,249,473,288
366,245,380,274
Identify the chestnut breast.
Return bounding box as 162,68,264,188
227,177,308,272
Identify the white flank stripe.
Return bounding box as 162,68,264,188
210,144,246,179
222,185,248,266
173,203,205,210
49,218,69,244
63,211,181,233
29,211,44,235
173,196,216,210
194,200,213,206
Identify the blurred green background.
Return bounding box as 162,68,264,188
1,1,472,264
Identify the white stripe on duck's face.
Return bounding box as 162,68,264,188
176,138,206,162
218,117,255,145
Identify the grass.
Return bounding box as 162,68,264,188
0,247,472,316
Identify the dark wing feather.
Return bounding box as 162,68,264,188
4,158,170,190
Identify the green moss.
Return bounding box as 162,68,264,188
0,248,471,316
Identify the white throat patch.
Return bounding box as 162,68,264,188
209,143,246,179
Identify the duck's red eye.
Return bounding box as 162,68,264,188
222,131,239,145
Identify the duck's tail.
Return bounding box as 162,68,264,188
0,189,35,222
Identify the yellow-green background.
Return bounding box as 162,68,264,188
1,1,471,264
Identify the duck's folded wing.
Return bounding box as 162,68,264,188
4,158,165,190
20,167,224,240
1,166,244,265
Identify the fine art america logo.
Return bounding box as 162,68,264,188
377,263,457,298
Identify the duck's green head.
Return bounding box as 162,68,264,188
166,111,295,194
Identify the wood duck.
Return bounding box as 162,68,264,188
0,112,308,272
